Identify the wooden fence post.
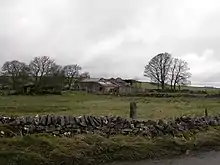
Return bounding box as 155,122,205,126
130,102,137,120
205,108,208,117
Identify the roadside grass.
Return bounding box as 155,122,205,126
1,92,220,120
1,126,220,165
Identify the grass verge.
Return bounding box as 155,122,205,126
1,126,220,165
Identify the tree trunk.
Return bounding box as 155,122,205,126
12,77,16,90
170,82,173,90
170,78,174,90
161,81,165,90
68,79,72,90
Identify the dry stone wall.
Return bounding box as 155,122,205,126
0,115,220,137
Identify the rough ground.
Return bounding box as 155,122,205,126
106,151,220,165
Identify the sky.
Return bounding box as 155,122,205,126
1,0,220,86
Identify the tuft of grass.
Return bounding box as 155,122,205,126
1,127,220,165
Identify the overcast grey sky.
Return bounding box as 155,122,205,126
1,0,220,86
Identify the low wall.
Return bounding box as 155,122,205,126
1,115,220,138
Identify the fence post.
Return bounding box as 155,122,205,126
130,102,137,120
205,108,208,117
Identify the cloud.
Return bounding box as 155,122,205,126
1,0,220,86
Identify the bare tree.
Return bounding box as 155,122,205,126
169,58,178,90
1,60,29,89
80,72,90,79
63,64,82,89
50,64,64,77
169,58,191,90
177,77,191,90
29,56,57,88
144,52,172,90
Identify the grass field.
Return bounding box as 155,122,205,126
1,92,220,119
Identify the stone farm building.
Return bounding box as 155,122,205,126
76,78,145,95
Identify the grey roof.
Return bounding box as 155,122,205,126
80,78,131,87
81,78,101,82
98,81,116,87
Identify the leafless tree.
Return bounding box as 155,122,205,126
169,58,178,90
29,56,57,87
80,72,90,79
144,52,172,90
50,64,64,77
169,58,191,90
1,60,29,89
63,64,82,89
